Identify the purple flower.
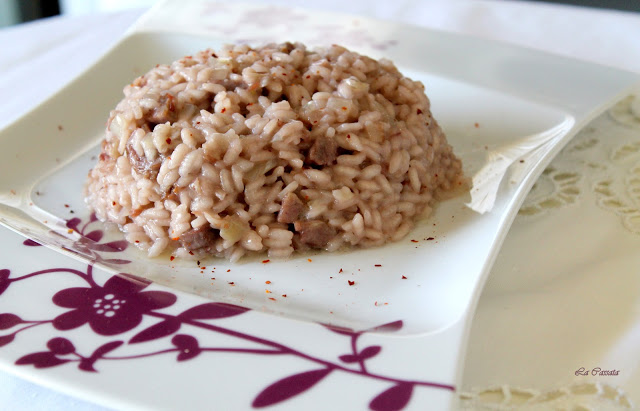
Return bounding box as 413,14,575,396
52,274,176,336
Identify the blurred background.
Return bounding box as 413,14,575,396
1,0,639,28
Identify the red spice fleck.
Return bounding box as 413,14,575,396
426,237,435,241
348,280,355,286
282,294,287,298
282,73,287,76
307,258,312,262
341,106,347,111
375,301,378,306
339,268,343,273
135,240,140,243
197,260,201,266
64,204,70,208
474,122,480,128
417,109,423,114
265,280,271,284
166,137,172,144
201,267,206,270
402,275,407,279
306,75,311,79
347,134,351,139
410,239,418,243
228,282,235,285
112,201,116,206
211,53,218,58
189,251,194,255
262,259,270,264
374,264,382,267
330,276,333,279
211,277,216,280
170,256,175,261
269,297,276,301
221,108,226,113
265,290,272,294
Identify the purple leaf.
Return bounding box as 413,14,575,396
22,239,42,246
16,352,70,369
91,240,128,252
338,345,382,363
252,368,332,407
0,269,10,296
338,354,359,363
171,334,201,361
0,314,22,330
359,345,381,360
179,302,249,321
0,334,15,347
66,218,82,231
78,341,124,372
369,383,413,411
370,320,403,333
78,359,98,372
84,230,103,242
47,337,75,355
91,341,124,358
129,318,181,344
89,213,98,223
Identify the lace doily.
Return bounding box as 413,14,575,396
460,93,640,410
459,382,632,410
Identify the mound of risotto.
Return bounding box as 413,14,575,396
85,42,465,261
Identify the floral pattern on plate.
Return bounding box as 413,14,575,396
1,216,454,410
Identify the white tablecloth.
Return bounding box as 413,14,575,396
1,1,639,409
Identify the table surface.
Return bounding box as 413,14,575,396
1,1,640,409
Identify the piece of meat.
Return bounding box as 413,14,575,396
277,193,304,223
144,94,177,125
126,144,162,178
179,226,218,252
294,220,336,249
308,136,338,165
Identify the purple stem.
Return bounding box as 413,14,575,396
9,266,97,288
103,347,286,361
84,265,98,287
80,219,92,235
350,334,368,374
148,312,455,391
10,322,49,336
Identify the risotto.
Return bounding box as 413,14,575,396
85,42,465,261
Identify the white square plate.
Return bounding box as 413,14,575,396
0,1,637,410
